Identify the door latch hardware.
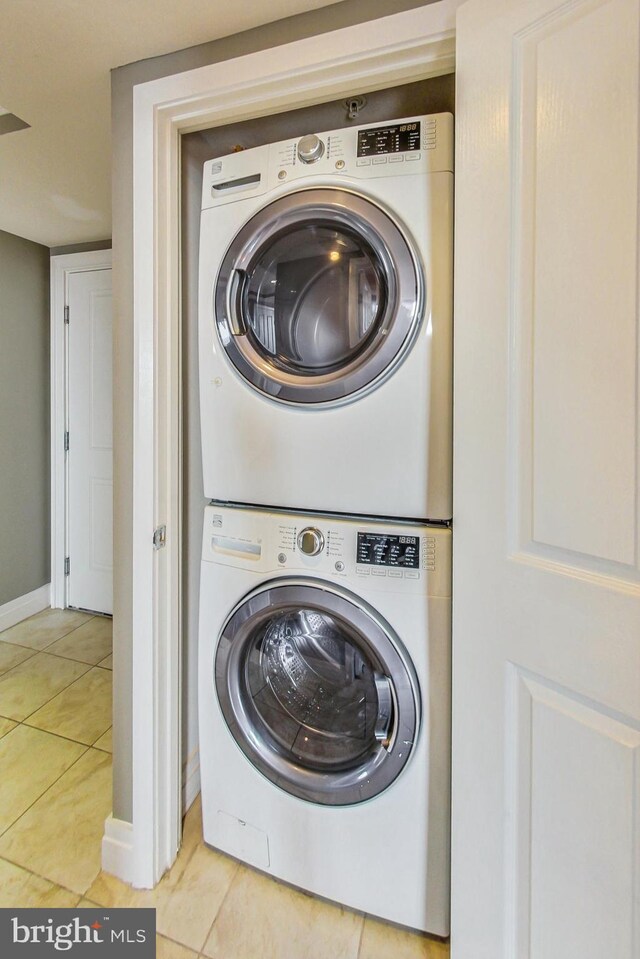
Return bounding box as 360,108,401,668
64,557,70,576
64,431,69,452
153,525,166,550
64,305,69,324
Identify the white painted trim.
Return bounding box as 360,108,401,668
0,584,51,633
101,815,134,884
126,0,460,890
182,748,200,813
50,250,113,610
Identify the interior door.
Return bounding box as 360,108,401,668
67,268,113,614
453,1,640,957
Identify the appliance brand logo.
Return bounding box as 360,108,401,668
0,909,155,956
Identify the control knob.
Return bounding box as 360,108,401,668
297,134,325,164
297,527,325,556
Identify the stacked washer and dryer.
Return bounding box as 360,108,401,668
197,114,453,935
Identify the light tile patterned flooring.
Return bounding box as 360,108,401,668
0,608,449,959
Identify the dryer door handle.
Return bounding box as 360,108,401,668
373,673,393,745
227,268,247,337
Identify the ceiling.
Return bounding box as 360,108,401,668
0,0,341,248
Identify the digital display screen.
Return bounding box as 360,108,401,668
357,122,421,157
357,533,420,568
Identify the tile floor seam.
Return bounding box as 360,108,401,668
162,828,210,903
85,838,229,953
42,621,113,667
88,725,112,749
159,931,202,953
0,741,92,842
355,912,366,959
37,615,97,652
0,640,39,655
0,654,38,680
0,651,93,700
0,719,17,740
198,859,241,956
0,611,97,653
0,613,113,912
43,653,103,667
80,867,103,899
21,666,112,745
0,659,38,682
0,747,112,898
0,650,76,686
0,854,83,901
19,717,109,751
11,657,95,725
29,651,97,671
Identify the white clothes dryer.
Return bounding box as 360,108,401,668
198,114,453,521
198,502,451,934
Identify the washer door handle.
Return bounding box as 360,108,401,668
373,672,393,744
227,268,247,336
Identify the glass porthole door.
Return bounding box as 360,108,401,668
214,582,420,805
214,189,424,404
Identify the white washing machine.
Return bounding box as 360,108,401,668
198,114,453,521
198,502,451,934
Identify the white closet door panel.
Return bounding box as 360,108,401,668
453,0,640,956
67,268,113,614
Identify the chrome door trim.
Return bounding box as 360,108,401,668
213,579,420,806
214,188,424,405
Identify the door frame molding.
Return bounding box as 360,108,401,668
125,0,460,888
50,250,113,610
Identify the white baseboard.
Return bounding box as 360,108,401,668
182,748,200,813
101,753,199,889
101,752,200,887
0,584,51,633
102,815,134,884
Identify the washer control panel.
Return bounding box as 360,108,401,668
202,504,451,598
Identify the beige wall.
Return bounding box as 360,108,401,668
111,0,435,822
0,231,50,607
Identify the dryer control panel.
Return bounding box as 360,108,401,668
272,113,453,182
201,113,453,211
202,503,451,599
